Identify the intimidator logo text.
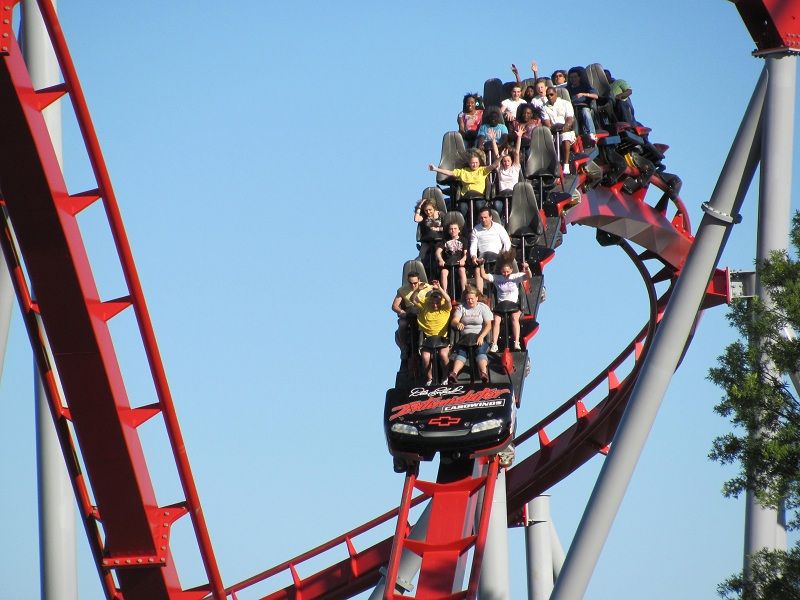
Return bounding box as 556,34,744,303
390,387,508,421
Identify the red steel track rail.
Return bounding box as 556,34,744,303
0,1,224,598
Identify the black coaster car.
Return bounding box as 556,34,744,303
384,383,516,463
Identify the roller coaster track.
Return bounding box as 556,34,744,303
0,3,730,599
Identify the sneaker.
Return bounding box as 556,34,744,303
513,341,521,350
489,343,499,353
479,371,489,383
562,164,570,175
448,372,459,384
441,379,449,385
425,379,433,386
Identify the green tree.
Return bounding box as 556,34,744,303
708,212,800,600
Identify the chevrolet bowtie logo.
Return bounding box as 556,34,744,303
428,416,461,427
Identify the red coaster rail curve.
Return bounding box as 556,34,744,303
0,2,224,598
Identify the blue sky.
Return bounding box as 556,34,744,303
1,1,799,599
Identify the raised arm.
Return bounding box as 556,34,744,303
511,63,521,84
530,60,539,80
513,126,524,166
488,129,501,172
476,259,492,282
413,199,424,223
521,261,533,279
429,163,455,178
431,281,451,305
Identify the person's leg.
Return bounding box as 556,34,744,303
476,356,489,381
475,342,490,381
511,311,521,348
491,315,501,348
450,352,466,378
474,265,483,293
562,140,572,169
421,349,432,382
580,107,596,135
457,266,467,292
438,346,450,381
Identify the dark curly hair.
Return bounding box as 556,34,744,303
462,92,482,112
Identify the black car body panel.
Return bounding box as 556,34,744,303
384,383,516,461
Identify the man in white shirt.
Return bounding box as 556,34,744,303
501,84,526,123
541,86,576,174
469,207,511,293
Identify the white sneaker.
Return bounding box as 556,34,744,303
489,343,499,353
562,164,570,175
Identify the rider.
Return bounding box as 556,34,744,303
448,286,493,383
408,281,452,386
391,270,430,358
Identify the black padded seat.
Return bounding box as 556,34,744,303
586,64,612,101
556,87,571,103
421,335,449,351
524,126,559,183
437,132,467,186
483,78,505,109
585,63,619,129
507,182,543,238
